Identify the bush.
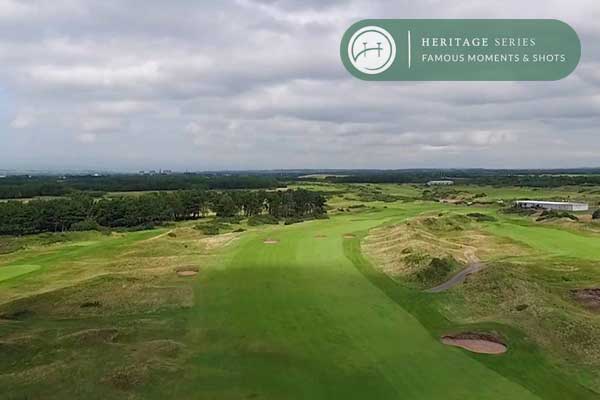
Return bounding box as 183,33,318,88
466,213,497,222
198,224,220,235
536,210,578,222
284,217,305,225
414,257,459,286
216,215,244,224
70,219,102,232
247,214,279,226
125,223,155,232
0,238,23,255
593,209,600,220
348,204,366,209
501,206,536,216
194,220,231,235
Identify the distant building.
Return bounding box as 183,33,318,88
515,200,589,212
427,180,454,186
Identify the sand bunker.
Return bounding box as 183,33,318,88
441,332,507,355
343,234,356,239
572,288,600,311
177,271,198,277
263,239,279,244
175,266,199,277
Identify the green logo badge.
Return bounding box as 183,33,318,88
348,26,397,74
341,19,581,81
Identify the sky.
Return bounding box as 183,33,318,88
0,0,598,172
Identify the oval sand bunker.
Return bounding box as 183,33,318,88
175,266,199,277
263,239,279,244
441,332,507,355
177,270,198,277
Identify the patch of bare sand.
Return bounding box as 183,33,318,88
343,234,356,239
143,230,174,242
201,232,239,251
177,270,197,277
441,332,507,354
572,288,600,311
263,239,279,244
174,266,199,277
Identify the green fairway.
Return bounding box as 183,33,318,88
0,264,40,282
144,209,587,399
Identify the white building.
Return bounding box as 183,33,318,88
515,200,589,212
427,180,454,186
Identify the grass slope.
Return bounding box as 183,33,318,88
485,221,600,260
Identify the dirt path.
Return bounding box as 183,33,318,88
425,261,486,293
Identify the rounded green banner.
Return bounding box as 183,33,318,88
341,19,581,81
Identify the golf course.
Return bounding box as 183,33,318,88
1,184,600,399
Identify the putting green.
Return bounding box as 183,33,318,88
170,212,544,399
0,264,40,282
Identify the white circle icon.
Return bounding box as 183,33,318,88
348,26,396,74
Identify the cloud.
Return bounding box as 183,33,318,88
0,0,598,171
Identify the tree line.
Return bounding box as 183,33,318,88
0,174,282,199
321,170,600,188
0,189,327,235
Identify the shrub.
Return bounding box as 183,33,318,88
536,210,578,221
247,215,279,226
284,217,305,225
466,213,497,222
0,238,23,255
501,206,536,216
198,224,220,235
414,257,459,286
216,215,244,224
593,209,600,220
125,223,155,232
70,219,102,232
348,204,366,209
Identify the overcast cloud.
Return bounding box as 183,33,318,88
0,0,598,171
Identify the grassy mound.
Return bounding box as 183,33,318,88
414,257,460,287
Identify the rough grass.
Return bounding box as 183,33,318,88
364,209,600,394
362,213,526,288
